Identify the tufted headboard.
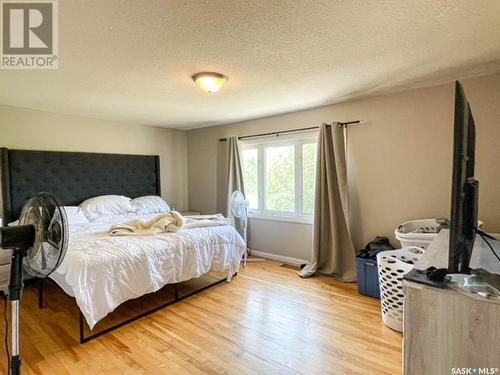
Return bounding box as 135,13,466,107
0,148,161,223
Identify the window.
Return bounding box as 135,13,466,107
242,136,317,222
242,148,258,209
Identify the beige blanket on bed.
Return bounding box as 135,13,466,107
110,211,185,236
110,212,232,236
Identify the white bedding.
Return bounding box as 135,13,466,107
50,213,246,328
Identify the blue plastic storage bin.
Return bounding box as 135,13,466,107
355,256,380,298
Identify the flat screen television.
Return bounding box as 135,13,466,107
448,81,479,274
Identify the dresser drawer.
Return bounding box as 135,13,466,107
0,263,10,293
0,249,12,265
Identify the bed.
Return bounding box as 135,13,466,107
0,148,246,342
53,212,245,329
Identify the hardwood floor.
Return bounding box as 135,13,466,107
0,261,402,375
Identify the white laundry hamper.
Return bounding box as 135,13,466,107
395,218,483,249
395,219,443,249
377,247,425,332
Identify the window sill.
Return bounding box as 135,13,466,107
248,212,313,225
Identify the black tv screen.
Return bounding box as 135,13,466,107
449,81,479,274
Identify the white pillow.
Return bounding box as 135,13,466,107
7,207,88,227
130,195,170,215
63,206,89,225
80,195,135,221
8,220,19,227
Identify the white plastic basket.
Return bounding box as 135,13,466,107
395,218,483,249
395,219,442,249
377,247,425,332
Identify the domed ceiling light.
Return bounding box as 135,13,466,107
192,72,228,93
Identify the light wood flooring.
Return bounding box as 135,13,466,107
0,261,402,374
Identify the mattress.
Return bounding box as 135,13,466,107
50,213,246,328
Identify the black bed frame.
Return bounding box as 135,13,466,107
1,147,231,343
37,276,230,343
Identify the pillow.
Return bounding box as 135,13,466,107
130,195,170,215
7,207,88,227
80,195,135,221
8,220,19,227
63,206,90,225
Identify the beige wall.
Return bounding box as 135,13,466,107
0,105,188,213
187,74,500,259
2,73,498,260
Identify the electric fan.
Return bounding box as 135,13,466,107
0,192,68,375
230,191,264,264
231,191,248,244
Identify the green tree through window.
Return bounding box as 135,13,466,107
266,145,295,211
242,149,258,208
242,137,317,218
302,143,317,214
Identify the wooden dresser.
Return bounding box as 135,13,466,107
0,249,10,295
0,217,12,295
403,230,500,374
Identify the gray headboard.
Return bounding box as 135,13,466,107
1,148,161,223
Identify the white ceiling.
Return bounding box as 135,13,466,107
1,0,499,129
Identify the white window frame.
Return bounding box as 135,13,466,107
242,134,317,224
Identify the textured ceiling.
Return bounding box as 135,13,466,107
1,0,499,129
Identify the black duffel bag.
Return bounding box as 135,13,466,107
357,236,394,260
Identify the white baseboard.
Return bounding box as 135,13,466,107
249,249,307,266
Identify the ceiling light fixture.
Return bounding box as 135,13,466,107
192,72,228,94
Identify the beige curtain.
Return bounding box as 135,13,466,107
298,123,356,281
225,136,245,218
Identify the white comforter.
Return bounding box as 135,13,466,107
50,213,246,328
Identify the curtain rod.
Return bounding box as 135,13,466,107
218,120,361,142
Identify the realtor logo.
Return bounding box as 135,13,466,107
1,0,58,69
